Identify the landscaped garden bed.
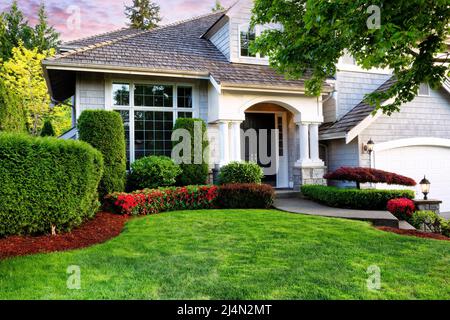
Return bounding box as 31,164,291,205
0,212,128,260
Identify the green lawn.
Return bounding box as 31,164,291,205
0,209,449,300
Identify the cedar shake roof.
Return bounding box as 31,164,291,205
44,12,332,101
319,77,396,138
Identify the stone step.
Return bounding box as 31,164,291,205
275,190,299,199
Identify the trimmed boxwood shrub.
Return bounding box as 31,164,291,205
219,162,264,185
0,133,103,237
173,118,209,186
40,119,56,137
78,110,126,198
217,183,275,209
301,185,415,210
127,156,182,191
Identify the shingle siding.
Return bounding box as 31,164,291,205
359,87,450,167
77,72,105,118
335,71,391,120
210,21,230,60
324,138,359,187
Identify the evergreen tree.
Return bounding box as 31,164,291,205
2,1,33,60
40,119,55,137
212,0,225,12
125,0,161,30
32,3,60,52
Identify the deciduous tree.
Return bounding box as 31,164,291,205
251,0,450,114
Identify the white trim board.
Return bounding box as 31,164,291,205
374,137,450,152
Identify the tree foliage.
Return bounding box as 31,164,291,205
0,43,54,135
32,3,60,52
0,77,27,133
251,0,450,114
0,1,59,61
212,0,225,12
125,0,161,30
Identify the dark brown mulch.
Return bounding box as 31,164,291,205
0,212,128,260
377,227,450,241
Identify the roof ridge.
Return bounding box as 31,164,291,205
48,11,225,61
62,27,133,46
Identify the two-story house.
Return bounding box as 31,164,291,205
43,0,450,211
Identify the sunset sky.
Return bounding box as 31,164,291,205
0,0,235,42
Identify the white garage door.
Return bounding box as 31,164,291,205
375,145,450,212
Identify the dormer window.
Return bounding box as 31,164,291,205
240,26,256,57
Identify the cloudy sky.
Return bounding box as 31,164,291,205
0,0,235,41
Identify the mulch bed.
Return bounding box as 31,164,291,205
377,227,450,241
0,212,128,260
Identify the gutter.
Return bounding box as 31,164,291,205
42,61,211,80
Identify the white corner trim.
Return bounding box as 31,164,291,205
209,75,222,94
374,137,450,152
345,97,395,144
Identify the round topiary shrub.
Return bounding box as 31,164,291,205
172,118,209,186
0,133,103,237
78,110,126,198
218,161,264,185
128,156,182,191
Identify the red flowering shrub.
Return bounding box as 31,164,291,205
324,167,416,187
387,198,416,220
105,185,218,216
216,184,275,209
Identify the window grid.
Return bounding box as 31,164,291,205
111,82,194,164
240,28,256,57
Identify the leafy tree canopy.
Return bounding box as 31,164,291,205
251,0,450,114
1,43,54,135
212,0,225,12
125,0,161,30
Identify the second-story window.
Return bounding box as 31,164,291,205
240,27,256,57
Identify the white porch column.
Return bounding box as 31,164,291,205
297,122,310,166
309,123,320,162
219,121,230,166
230,121,242,161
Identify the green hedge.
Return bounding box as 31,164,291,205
128,156,181,191
172,118,209,186
301,185,415,210
0,133,103,237
78,110,126,198
217,183,275,209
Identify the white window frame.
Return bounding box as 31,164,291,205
418,83,431,97
238,24,268,61
105,79,198,164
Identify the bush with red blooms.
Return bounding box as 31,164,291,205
387,198,416,221
105,185,218,216
324,167,417,187
216,183,275,209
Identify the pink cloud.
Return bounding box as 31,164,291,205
0,0,235,42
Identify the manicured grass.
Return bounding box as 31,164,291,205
0,209,449,300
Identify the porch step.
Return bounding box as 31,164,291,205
275,190,300,199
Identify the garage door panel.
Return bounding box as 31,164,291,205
376,146,450,212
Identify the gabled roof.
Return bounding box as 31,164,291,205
319,77,397,140
44,11,332,102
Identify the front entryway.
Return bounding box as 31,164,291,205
241,112,289,188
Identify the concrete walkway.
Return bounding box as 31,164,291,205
274,198,400,228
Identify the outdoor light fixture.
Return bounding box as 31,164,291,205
364,138,375,154
420,176,431,200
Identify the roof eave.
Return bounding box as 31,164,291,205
42,61,211,79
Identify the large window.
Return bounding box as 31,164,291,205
111,82,194,164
